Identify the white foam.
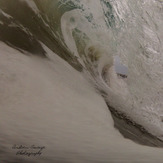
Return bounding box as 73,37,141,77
60,0,163,138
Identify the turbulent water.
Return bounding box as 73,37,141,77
0,0,163,162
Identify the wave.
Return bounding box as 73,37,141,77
0,0,163,142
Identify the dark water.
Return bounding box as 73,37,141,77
107,103,163,147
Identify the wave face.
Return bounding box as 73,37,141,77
0,0,163,139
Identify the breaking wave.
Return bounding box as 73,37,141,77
0,0,163,140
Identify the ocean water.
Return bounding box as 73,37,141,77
0,0,163,162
